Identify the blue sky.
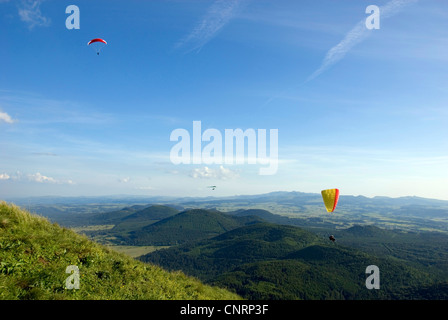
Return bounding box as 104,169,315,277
0,0,447,200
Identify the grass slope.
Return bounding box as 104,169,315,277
0,201,240,300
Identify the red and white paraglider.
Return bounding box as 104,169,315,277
87,38,107,55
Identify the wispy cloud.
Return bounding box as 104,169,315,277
0,92,114,126
175,0,249,53
307,20,368,82
28,172,57,183
0,173,10,180
0,111,15,124
307,0,418,82
18,0,50,29
31,152,58,157
2,171,74,184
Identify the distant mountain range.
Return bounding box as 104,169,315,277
8,191,448,207
13,191,448,233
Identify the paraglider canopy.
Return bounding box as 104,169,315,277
208,186,217,190
321,188,339,213
87,38,107,55
87,38,107,45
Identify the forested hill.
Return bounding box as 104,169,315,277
139,222,448,300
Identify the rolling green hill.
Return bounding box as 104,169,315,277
122,205,179,221
139,222,322,281
117,209,262,246
139,222,447,300
213,242,448,300
83,204,179,226
333,225,448,279
110,205,180,232
35,204,179,228
0,201,241,300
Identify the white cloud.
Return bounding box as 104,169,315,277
0,173,10,180
190,165,239,180
28,172,57,183
307,0,418,81
18,0,51,29
176,0,249,53
0,111,15,124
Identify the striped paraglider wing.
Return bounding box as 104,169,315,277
321,188,340,213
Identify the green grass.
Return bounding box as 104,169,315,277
0,201,241,300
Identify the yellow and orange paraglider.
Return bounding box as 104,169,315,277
321,188,339,213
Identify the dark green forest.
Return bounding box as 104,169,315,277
138,222,448,300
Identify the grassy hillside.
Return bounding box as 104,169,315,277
0,201,241,300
